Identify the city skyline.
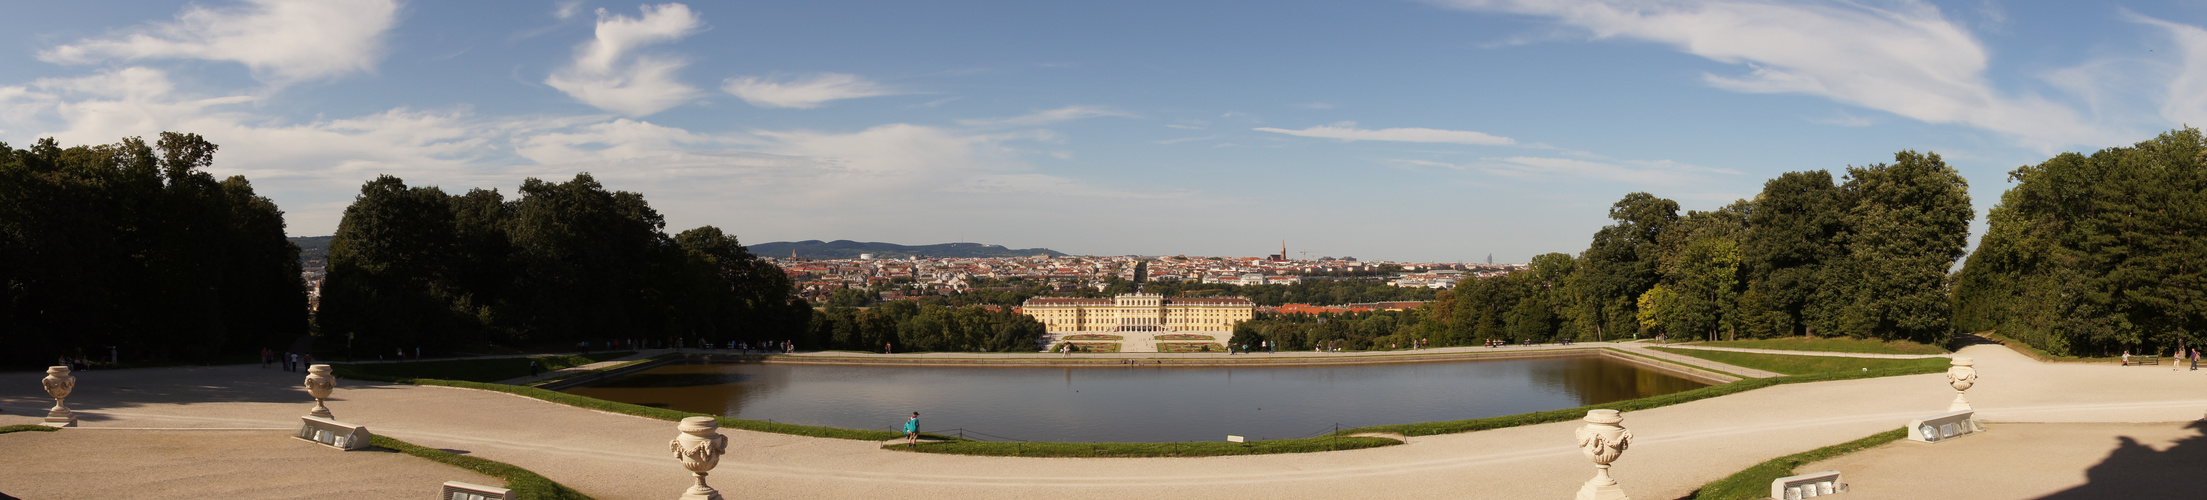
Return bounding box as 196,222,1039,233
3,1,2205,261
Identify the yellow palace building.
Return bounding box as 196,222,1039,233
1020,293,1254,333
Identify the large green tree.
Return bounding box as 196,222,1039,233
1955,129,2207,356
1,133,306,366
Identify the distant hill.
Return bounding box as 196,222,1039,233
289,235,333,271
751,240,1067,259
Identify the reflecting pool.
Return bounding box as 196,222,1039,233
563,355,1706,442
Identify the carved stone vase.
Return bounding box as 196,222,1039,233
670,416,729,500
304,364,336,419
42,366,76,427
1575,409,1632,500
1946,357,1976,412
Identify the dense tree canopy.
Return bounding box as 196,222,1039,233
1230,149,1974,351
1,133,306,366
320,173,809,355
1954,129,2207,356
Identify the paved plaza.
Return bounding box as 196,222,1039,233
2,341,2203,499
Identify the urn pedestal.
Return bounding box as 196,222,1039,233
304,364,336,419
1946,357,1976,412
41,366,76,427
670,416,729,500
1575,409,1632,500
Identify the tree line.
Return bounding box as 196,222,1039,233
807,301,1045,352
319,174,812,356
1231,150,1975,350
1953,129,2207,357
1,133,307,367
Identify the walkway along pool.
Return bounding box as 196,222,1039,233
561,353,1709,443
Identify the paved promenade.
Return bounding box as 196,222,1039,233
2,341,2202,499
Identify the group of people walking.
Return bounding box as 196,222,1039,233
262,347,311,372
2120,345,2202,370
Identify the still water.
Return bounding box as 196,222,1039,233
564,355,1707,442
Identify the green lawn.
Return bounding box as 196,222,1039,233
1683,428,1906,500
0,424,59,434
1061,334,1123,341
1650,347,1951,376
332,351,635,383
1157,342,1224,353
1066,342,1120,353
1693,336,1947,355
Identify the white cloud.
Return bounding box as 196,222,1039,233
545,3,707,116
1434,0,2111,148
1255,122,1516,146
959,106,1133,127
38,0,398,86
2130,13,2207,128
721,73,899,109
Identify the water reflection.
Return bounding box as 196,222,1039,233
564,355,1706,443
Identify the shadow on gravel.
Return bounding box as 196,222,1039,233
0,364,408,412
2038,420,2207,499
1947,332,2003,351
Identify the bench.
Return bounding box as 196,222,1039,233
295,416,373,451
2124,355,2159,366
1771,470,1847,499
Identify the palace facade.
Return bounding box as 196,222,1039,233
1020,293,1255,333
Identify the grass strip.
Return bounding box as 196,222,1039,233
0,424,60,434
371,434,593,500
1344,365,1946,437
333,351,635,383
890,436,1402,458
1604,347,1746,379
1694,336,1948,355
1682,428,1908,500
1648,347,1952,376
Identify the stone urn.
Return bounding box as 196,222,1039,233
304,364,336,419
669,416,729,500
1946,357,1976,412
1575,409,1632,500
42,366,76,427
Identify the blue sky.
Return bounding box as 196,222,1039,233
3,0,2203,262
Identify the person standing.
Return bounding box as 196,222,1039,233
261,348,272,369
904,412,921,447
529,359,540,377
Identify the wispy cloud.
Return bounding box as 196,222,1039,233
1432,0,2111,149
2130,12,2207,128
1254,122,1516,146
38,0,398,86
958,105,1133,127
545,3,706,117
722,73,900,109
